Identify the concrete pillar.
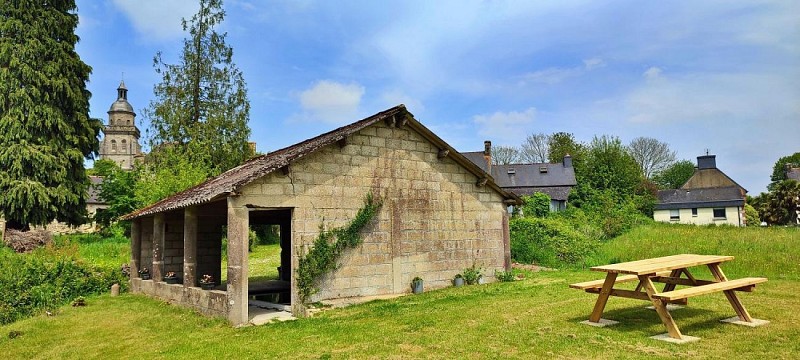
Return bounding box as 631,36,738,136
226,197,249,326
152,213,165,281
130,218,141,278
183,206,198,287
502,211,511,271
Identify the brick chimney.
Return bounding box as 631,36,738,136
484,140,492,174
563,154,573,168
697,155,716,169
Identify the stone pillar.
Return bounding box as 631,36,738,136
130,218,141,278
152,213,165,281
226,197,249,326
502,211,511,271
183,206,198,287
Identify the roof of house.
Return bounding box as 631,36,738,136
121,105,519,220
655,186,746,210
787,167,800,181
461,152,489,173
460,153,577,200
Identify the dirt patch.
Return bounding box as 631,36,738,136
3,229,53,253
512,262,555,272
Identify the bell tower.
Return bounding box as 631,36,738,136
99,81,142,169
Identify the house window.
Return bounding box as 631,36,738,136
121,139,127,154
670,209,680,221
111,139,117,152
691,208,698,217
713,208,726,219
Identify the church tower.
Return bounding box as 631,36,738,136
99,81,142,169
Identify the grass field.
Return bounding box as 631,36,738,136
1,225,798,359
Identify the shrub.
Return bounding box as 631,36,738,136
510,217,599,268
520,193,550,218
744,204,760,227
0,246,127,325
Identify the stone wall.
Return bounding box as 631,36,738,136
130,279,227,318
234,121,509,305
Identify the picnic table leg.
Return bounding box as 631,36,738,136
708,263,753,322
661,269,682,292
640,275,684,339
588,272,617,323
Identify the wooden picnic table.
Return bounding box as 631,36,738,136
570,254,768,342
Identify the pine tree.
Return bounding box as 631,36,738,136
0,0,102,231
146,0,252,176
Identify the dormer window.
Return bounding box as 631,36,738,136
539,166,548,173
507,168,516,175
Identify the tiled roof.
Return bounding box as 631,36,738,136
655,186,745,210
462,152,489,173
122,105,519,220
491,163,577,188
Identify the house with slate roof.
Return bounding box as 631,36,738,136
120,105,520,325
654,155,747,226
462,141,577,211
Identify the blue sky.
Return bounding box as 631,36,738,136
75,0,799,194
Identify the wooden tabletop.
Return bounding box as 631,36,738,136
591,254,734,275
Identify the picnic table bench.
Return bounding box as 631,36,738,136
570,254,768,343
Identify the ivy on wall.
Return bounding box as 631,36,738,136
297,193,383,303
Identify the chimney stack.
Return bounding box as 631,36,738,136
563,154,573,168
484,140,492,174
697,155,716,169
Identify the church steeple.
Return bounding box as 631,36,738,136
117,80,128,101
99,81,142,170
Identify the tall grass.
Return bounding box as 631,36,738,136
589,223,800,280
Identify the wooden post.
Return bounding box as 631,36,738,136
226,197,249,326
589,272,618,323
640,275,683,339
183,206,198,287
130,218,141,279
708,263,753,322
152,213,165,281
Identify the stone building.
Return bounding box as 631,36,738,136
99,81,143,169
654,155,747,226
121,105,519,325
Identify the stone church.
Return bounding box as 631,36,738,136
98,81,143,169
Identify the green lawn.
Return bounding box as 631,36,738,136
1,225,798,359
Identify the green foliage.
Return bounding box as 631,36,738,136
0,246,127,325
134,147,209,206
744,203,760,227
510,217,599,268
494,270,516,282
146,0,252,176
653,159,696,189
0,0,102,229
520,193,550,218
769,152,800,189
761,180,800,225
297,193,382,302
94,163,140,227
575,135,643,197
547,132,584,165
87,159,118,177
462,264,482,285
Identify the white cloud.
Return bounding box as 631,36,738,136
113,0,198,41
473,108,537,141
295,80,365,124
583,57,606,70
643,66,663,81
521,58,606,85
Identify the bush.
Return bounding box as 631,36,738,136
510,217,599,268
744,204,760,227
0,246,127,324
520,193,550,218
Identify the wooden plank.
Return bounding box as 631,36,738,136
650,276,755,291
708,263,755,322
585,288,688,305
592,254,734,275
640,275,684,339
588,273,617,323
570,271,672,290
652,277,768,301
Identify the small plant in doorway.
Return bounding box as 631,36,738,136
453,274,465,287
495,270,516,282
463,265,482,285
411,277,424,294
164,271,180,284
199,274,215,290
138,267,151,280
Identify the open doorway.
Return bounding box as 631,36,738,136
247,209,292,311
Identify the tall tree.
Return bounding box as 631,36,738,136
627,137,676,179
146,0,252,176
769,152,800,190
548,132,584,165
0,0,102,231
577,135,643,196
761,180,800,225
520,133,550,163
492,145,521,165
653,160,696,189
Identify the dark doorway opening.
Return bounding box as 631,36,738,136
248,209,292,306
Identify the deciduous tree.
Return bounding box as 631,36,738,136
652,160,696,189
0,0,102,230
548,132,584,165
769,152,800,190
492,145,521,165
627,137,676,179
520,133,550,163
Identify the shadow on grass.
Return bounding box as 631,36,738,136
566,304,731,337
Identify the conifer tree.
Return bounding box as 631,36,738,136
146,0,252,176
0,0,101,231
